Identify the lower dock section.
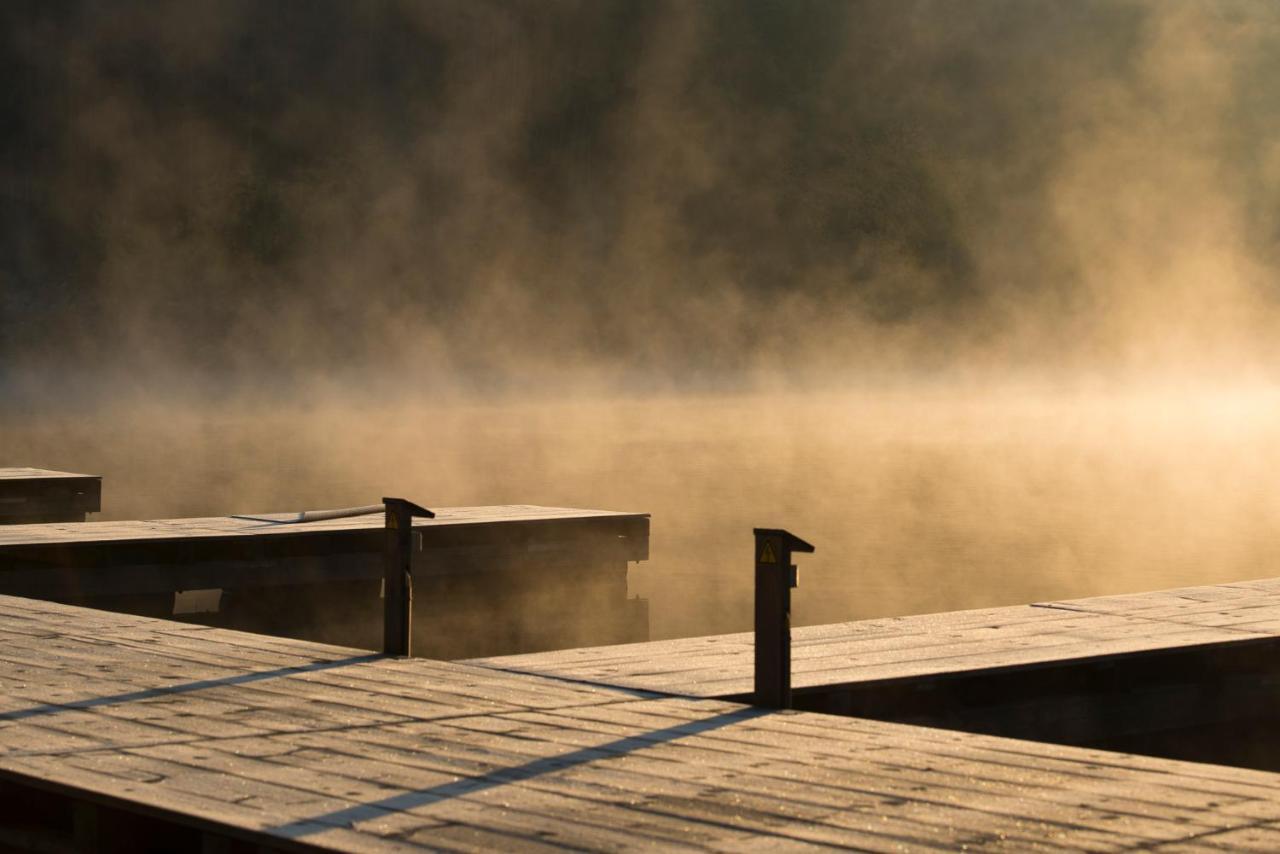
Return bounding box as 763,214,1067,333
5,594,1280,850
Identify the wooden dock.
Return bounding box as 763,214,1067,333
472,578,1280,767
4,593,1280,851
0,468,101,524
471,577,1280,696
0,506,650,659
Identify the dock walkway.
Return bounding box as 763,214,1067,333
470,578,1280,698
3,594,1280,850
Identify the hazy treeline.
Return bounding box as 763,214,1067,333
4,1,1280,400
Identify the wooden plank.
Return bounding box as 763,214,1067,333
0,469,97,480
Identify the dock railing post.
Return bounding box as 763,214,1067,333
753,527,815,709
382,497,434,657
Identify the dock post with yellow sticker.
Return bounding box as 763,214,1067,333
752,527,815,709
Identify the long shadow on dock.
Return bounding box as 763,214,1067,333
0,653,384,722
272,706,769,839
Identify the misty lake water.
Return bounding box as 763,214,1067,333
5,386,1280,640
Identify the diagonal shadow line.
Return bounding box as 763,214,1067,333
470,663,677,700
272,706,771,839
0,653,384,722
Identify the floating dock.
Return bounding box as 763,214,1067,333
4,592,1280,851
473,578,1280,771
0,506,649,659
0,468,101,524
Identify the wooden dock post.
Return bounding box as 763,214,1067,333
753,527,815,709
382,497,434,657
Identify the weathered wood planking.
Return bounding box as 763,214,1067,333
0,505,651,657
469,578,1280,697
0,467,101,523
0,468,94,480
3,595,1280,851
0,504,645,547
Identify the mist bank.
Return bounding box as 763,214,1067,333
4,0,1280,393
4,384,1278,639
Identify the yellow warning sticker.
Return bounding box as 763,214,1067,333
759,540,777,564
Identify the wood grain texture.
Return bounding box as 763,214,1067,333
1,594,1279,850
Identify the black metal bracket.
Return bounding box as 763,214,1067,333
753,527,815,709
382,497,434,657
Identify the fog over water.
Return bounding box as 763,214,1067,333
4,1,1280,639
6,385,1280,639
